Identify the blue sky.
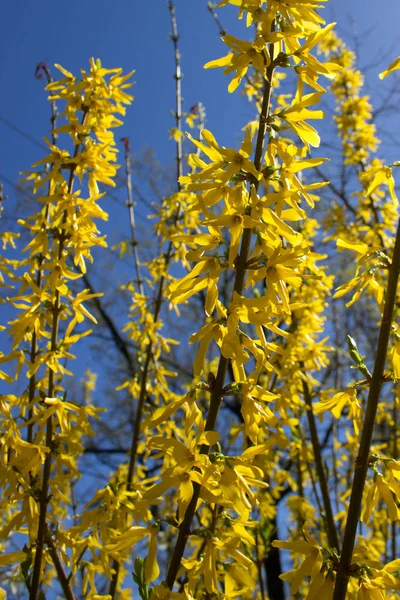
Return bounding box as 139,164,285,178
1,0,400,202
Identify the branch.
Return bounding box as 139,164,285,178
45,528,77,600
207,2,226,37
27,63,58,446
81,271,136,377
166,26,277,590
302,373,340,551
30,111,87,600
263,516,285,600
392,393,398,561
84,446,129,454
333,215,400,600
121,136,144,294
313,165,359,219
109,3,184,596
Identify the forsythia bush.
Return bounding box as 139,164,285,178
1,1,400,599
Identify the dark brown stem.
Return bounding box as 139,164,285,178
358,159,386,249
166,29,276,591
314,165,359,219
109,4,184,597
27,67,57,445
125,0,183,490
297,424,324,518
255,529,266,600
27,217,50,447
29,113,85,600
302,374,340,551
81,272,136,378
45,528,77,600
67,544,88,584
333,215,400,600
332,418,341,520
391,393,398,561
29,264,62,599
27,332,39,445
35,62,57,144
264,516,285,600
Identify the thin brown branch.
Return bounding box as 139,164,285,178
121,136,144,294
29,111,87,600
314,165,359,218
27,65,57,446
166,25,277,591
109,3,184,596
45,528,77,600
81,272,136,377
124,0,184,487
302,373,340,551
391,392,398,561
207,2,226,37
333,215,400,600
255,529,266,600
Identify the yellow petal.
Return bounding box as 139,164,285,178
379,56,400,79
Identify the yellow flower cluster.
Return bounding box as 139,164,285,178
1,2,400,600
0,58,133,597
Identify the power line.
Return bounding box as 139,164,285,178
0,172,150,225
106,190,149,223
0,172,35,201
1,113,154,224
0,114,47,151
